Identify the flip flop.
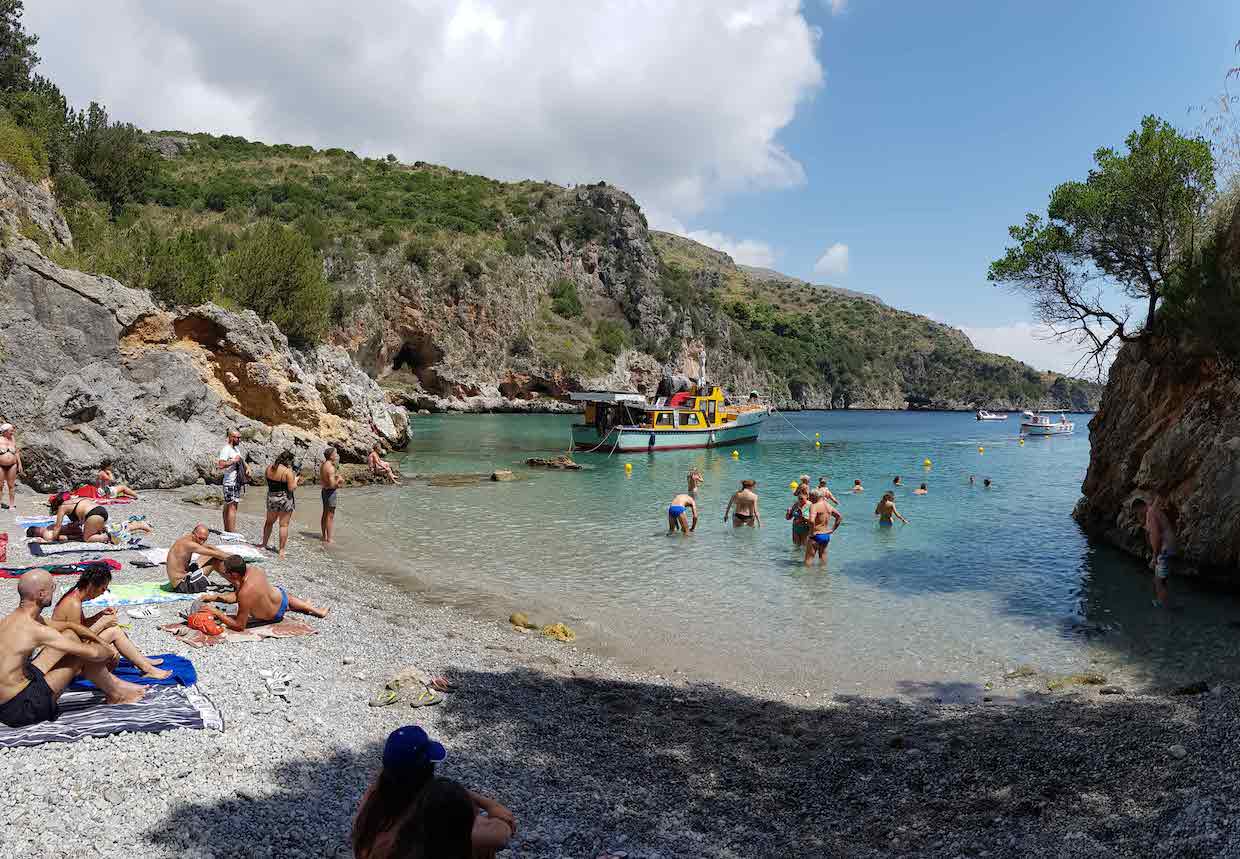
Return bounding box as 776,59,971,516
409,688,443,708
369,689,400,708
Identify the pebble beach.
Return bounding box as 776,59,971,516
0,488,1237,859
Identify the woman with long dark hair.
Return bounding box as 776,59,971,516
52,566,171,679
353,726,516,859
261,451,299,559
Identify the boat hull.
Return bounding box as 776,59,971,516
1020,423,1074,435
572,411,767,452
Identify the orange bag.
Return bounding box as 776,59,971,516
186,610,223,636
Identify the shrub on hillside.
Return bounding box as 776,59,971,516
0,108,47,181
595,319,628,355
549,277,582,318
402,237,431,269
462,258,483,278
220,222,332,345
147,231,217,307
69,103,161,217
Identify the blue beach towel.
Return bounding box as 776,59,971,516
69,653,197,691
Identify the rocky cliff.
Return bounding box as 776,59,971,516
1073,199,1240,582
0,165,407,491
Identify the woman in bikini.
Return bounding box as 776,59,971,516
0,423,23,511
52,567,171,680
261,450,299,559
96,459,139,500
47,492,112,543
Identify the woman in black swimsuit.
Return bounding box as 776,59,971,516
47,492,111,543
261,451,299,559
0,423,22,512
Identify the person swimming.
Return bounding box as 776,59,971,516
913,483,928,495
892,476,902,488
852,479,864,493
875,491,909,526
667,493,698,535
983,478,992,489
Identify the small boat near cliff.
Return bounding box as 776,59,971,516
1020,410,1075,435
976,409,1008,421
569,385,770,453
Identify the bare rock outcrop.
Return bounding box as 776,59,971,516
0,170,407,491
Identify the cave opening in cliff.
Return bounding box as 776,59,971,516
392,335,445,393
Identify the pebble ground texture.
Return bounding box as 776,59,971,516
0,490,1237,858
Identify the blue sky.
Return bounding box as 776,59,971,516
31,1,1240,373
695,0,1240,370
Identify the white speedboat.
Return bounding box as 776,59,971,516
1020,410,1075,435
976,410,1008,421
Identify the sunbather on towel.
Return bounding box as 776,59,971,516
52,567,171,680
0,570,145,727
25,523,82,543
167,525,238,594
96,460,139,500
45,492,112,543
198,556,329,629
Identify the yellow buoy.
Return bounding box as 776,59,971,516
923,458,932,467
815,441,821,448
1019,439,1025,446
978,446,984,454
731,450,740,458
814,432,820,438
789,481,798,490
624,462,633,473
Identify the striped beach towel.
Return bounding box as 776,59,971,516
141,543,267,566
0,685,223,748
0,559,122,579
29,541,151,556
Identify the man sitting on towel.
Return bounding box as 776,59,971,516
198,556,329,629
0,570,146,727
166,525,238,594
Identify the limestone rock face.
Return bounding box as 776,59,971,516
1073,335,1240,581
0,171,407,491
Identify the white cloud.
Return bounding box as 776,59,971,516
683,230,777,267
813,242,849,275
26,0,824,222
827,0,848,15
960,321,1112,376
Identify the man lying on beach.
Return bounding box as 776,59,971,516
0,570,145,727
198,556,329,629
53,566,171,679
667,493,698,535
804,490,843,567
167,525,238,594
724,480,761,528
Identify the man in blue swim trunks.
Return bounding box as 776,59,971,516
667,493,698,536
199,556,329,629
804,490,843,567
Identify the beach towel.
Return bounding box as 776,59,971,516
160,618,317,648
70,487,134,505
16,515,58,529
0,559,122,579
83,582,196,609
0,685,222,748
69,653,196,691
141,543,266,566
29,541,151,557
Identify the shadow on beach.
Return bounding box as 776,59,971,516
148,666,1239,859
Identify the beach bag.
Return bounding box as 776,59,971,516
186,610,223,636
0,533,7,563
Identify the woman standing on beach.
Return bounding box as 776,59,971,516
353,725,516,859
261,451,298,559
0,423,23,511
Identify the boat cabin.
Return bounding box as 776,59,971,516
570,386,738,432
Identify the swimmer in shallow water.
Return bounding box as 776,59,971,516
686,469,703,498
875,491,909,526
666,493,698,535
724,480,761,528
852,479,864,493
785,484,811,548
913,483,928,495
804,490,843,567
892,476,903,488
816,478,839,504
983,478,993,489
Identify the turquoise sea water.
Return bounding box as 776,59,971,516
326,411,1240,699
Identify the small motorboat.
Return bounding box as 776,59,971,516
1020,410,1075,435
569,384,770,453
976,410,1008,421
